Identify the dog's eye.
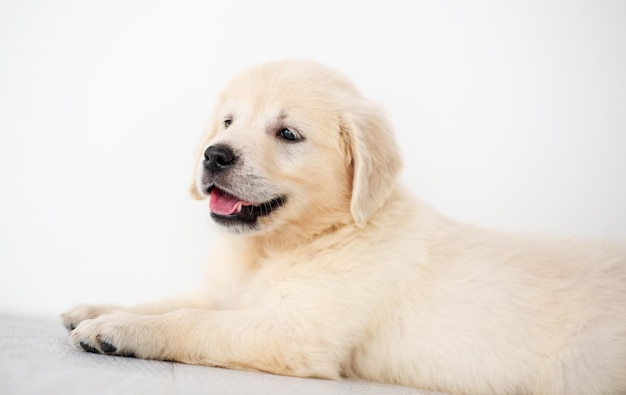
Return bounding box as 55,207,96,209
278,128,299,142
224,119,232,128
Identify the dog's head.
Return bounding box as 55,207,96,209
191,61,401,236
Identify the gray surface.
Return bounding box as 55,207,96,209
0,313,437,395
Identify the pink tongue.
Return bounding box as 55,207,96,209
210,188,242,215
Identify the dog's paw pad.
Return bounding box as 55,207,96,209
99,340,117,354
79,341,100,354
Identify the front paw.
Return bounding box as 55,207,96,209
69,312,163,360
61,303,118,331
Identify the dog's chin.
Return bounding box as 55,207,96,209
208,186,286,233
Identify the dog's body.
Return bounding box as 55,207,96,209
63,61,626,395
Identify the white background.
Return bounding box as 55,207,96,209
1,0,625,316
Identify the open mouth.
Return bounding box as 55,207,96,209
208,186,286,225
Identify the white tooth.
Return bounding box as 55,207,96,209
236,203,242,213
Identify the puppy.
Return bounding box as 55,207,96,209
63,60,626,395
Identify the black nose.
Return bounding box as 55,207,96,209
203,144,236,172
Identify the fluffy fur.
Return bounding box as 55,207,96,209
63,60,626,395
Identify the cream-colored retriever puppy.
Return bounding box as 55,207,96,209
63,60,626,395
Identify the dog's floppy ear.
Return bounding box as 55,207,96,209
341,100,402,227
189,122,218,200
